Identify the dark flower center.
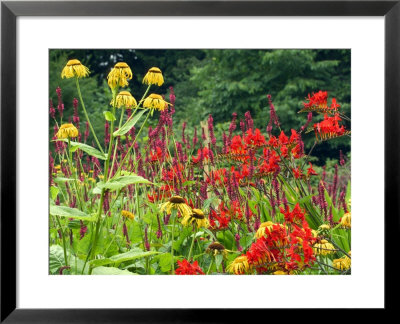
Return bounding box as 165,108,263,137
169,196,185,204
208,242,225,251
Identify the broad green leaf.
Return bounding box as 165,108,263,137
109,249,161,267
215,254,223,270
56,140,106,160
103,110,116,122
97,175,152,192
50,186,59,200
89,258,113,269
50,205,97,221
91,266,136,275
158,253,174,272
113,109,146,137
49,245,65,274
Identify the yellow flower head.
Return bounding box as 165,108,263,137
255,221,275,239
227,255,250,275
56,123,79,139
333,252,351,271
273,270,288,275
159,196,192,219
313,239,336,256
143,94,170,111
112,91,137,109
206,242,227,257
121,210,135,220
107,62,133,89
61,59,90,79
340,212,351,229
181,208,209,229
142,67,164,86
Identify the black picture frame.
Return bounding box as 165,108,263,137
1,0,398,321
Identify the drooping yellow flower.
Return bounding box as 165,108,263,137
142,67,164,86
159,196,192,219
107,62,133,89
121,210,135,220
227,255,250,275
112,91,137,109
333,251,351,271
255,221,275,239
56,123,79,139
61,59,90,79
143,94,170,111
313,239,336,256
181,208,209,229
273,270,288,275
206,242,227,257
340,212,351,229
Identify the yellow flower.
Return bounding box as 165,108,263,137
255,221,275,239
273,270,288,275
112,91,137,109
319,224,331,231
143,94,170,111
56,123,79,139
61,59,90,79
340,212,351,229
159,196,192,219
206,242,227,257
181,208,209,229
227,255,250,275
333,251,351,271
313,239,336,256
142,67,164,86
54,165,61,170
121,210,135,220
107,62,133,89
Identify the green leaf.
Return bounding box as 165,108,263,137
56,140,106,160
215,254,223,270
50,205,97,221
53,177,75,183
50,186,59,201
109,249,161,267
113,109,146,137
49,245,65,274
159,253,174,272
97,174,152,192
89,258,113,269
103,110,116,122
91,266,136,275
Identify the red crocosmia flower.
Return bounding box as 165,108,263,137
278,130,289,146
307,162,318,176
280,203,306,224
291,144,303,159
268,135,279,148
330,98,341,110
244,128,266,147
175,259,205,275
289,129,299,144
280,145,288,158
292,167,303,179
192,147,209,163
303,90,328,109
149,146,163,163
313,113,347,141
246,236,275,266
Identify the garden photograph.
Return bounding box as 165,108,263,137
48,49,351,275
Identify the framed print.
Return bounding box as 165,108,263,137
1,0,398,321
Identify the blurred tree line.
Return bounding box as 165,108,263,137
49,49,350,164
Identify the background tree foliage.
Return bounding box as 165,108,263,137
49,49,350,164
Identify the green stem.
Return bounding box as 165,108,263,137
109,107,125,177
207,259,213,275
187,227,197,261
170,211,177,275
75,78,105,154
56,216,69,267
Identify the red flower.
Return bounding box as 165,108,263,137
175,259,205,275
307,162,318,176
280,203,305,224
278,130,289,145
292,167,303,179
